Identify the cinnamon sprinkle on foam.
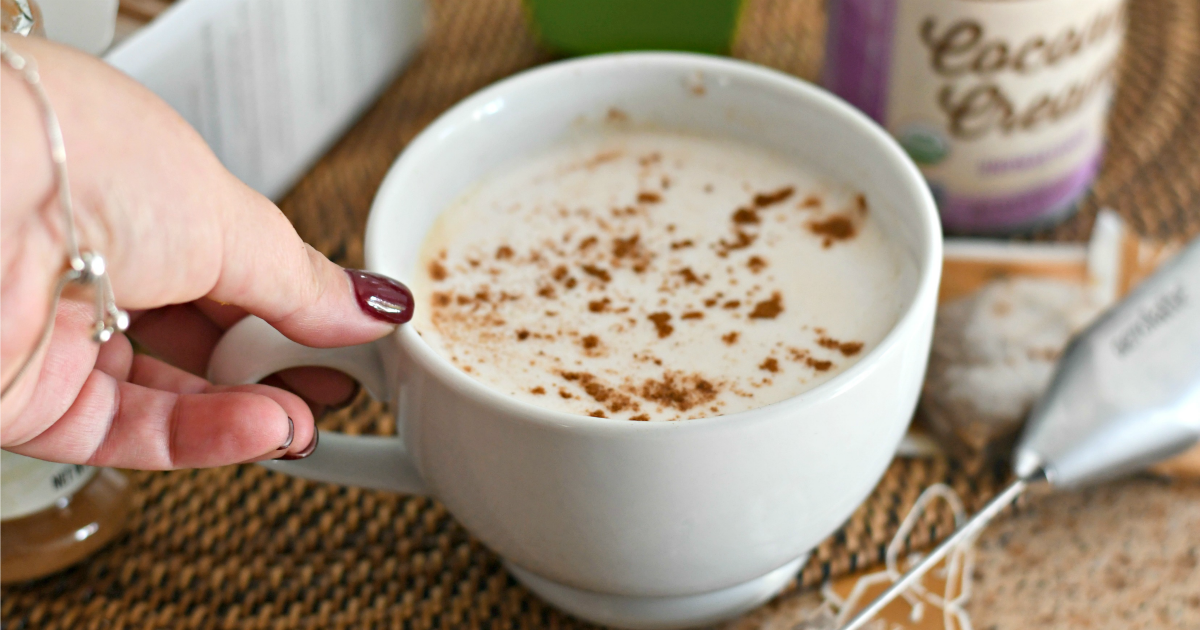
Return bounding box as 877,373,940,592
414,130,907,422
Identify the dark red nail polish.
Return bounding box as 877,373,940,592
279,429,319,460
346,269,414,325
328,381,362,413
275,416,295,451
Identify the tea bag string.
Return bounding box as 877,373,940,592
0,40,129,400
799,483,984,630
823,477,1031,630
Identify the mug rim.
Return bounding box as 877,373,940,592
365,51,941,433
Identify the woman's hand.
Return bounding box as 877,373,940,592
0,35,412,468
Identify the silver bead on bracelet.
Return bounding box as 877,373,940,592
0,39,128,399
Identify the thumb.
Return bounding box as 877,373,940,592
14,35,412,350
209,191,413,348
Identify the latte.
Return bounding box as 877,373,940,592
411,129,916,420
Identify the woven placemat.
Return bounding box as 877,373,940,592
4,0,1198,628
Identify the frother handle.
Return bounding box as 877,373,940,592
208,316,428,495
1015,235,1200,486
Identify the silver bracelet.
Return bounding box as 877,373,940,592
0,39,128,400
5,0,40,37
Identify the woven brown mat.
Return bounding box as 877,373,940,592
4,0,1199,628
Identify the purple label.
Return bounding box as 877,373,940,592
937,150,1102,233
822,0,1113,234
822,0,898,123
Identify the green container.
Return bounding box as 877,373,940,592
524,0,745,56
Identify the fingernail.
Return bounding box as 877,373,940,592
328,381,362,412
275,416,295,451
346,269,414,325
279,429,319,460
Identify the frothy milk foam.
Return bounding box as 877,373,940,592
412,129,916,421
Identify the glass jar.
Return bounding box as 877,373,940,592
824,0,1127,235
0,452,131,584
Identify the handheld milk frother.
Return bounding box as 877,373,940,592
840,233,1200,630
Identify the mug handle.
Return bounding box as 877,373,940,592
207,316,428,495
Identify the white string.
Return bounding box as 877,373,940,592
804,483,979,630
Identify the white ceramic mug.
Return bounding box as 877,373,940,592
209,53,941,630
